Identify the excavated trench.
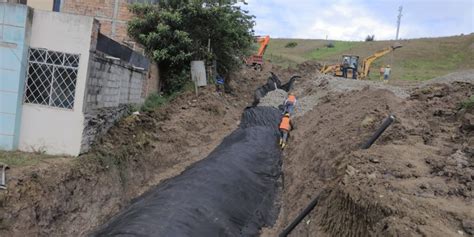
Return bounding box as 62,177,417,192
91,74,301,236
92,106,283,236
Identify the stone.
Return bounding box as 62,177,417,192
369,157,380,163
462,220,474,235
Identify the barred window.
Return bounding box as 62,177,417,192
24,48,80,109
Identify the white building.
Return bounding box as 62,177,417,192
0,3,149,156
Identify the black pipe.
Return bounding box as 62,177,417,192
279,194,321,237
279,115,396,237
361,114,396,149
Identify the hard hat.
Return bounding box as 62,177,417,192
387,65,391,68
284,113,290,117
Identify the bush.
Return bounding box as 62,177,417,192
460,95,474,109
141,92,179,112
326,42,335,48
285,42,298,48
365,35,375,41
128,1,254,94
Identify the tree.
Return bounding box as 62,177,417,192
128,0,255,93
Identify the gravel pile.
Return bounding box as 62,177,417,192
421,70,474,86
292,73,411,117
258,89,287,108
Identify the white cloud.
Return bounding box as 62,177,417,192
293,2,396,40
240,0,474,40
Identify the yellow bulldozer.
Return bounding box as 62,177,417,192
321,44,402,79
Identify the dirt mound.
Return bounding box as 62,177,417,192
263,75,474,236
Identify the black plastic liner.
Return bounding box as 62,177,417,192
253,73,300,106
96,33,150,70
92,107,282,237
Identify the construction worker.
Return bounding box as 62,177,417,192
283,92,298,115
279,113,294,149
379,66,385,80
342,57,350,78
350,58,358,79
384,65,391,83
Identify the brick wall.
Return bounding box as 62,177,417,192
61,0,132,44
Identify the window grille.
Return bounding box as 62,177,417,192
24,48,80,109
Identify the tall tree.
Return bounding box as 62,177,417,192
128,0,254,93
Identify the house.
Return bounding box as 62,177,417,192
0,3,150,156
17,0,161,94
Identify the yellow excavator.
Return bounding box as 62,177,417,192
321,44,402,79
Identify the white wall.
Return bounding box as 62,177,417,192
18,10,93,156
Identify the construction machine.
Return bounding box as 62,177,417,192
245,35,270,71
321,44,402,79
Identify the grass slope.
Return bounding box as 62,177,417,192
264,34,474,81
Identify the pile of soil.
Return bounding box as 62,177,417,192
262,73,474,236
0,66,270,237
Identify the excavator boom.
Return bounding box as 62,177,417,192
246,35,270,70
320,44,402,79
256,35,270,56
360,44,402,79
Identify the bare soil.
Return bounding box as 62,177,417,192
1,60,472,237
0,66,271,237
262,71,474,236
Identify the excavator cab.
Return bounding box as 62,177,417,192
334,55,359,79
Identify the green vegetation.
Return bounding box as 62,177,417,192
128,0,254,93
0,151,60,167
140,91,181,112
460,95,474,109
285,42,298,48
306,41,360,60
266,35,474,80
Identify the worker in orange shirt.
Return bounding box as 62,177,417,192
279,113,295,149
283,92,299,115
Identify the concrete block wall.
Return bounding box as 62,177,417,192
85,52,145,110
81,51,145,153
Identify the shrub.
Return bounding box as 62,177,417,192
285,42,298,48
365,35,375,41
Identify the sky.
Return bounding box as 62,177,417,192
239,0,474,41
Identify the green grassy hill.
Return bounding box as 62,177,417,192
264,34,474,81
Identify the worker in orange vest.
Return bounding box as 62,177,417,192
279,113,294,149
283,92,299,115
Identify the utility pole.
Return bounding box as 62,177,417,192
395,6,403,40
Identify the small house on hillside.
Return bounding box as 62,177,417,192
0,3,153,156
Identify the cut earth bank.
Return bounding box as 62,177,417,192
0,61,472,237
0,63,282,236
261,70,474,237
